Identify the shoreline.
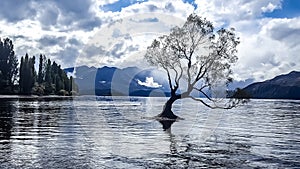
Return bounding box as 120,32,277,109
0,95,75,101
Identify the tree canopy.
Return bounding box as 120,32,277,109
0,38,18,92
0,37,77,95
145,14,245,117
19,54,36,94
19,53,76,95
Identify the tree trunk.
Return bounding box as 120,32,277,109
158,96,179,119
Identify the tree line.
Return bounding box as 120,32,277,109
0,37,78,95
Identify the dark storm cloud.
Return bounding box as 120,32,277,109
37,3,59,27
0,0,102,31
111,29,132,40
147,4,159,12
83,44,108,58
290,62,296,67
68,38,82,46
269,24,300,48
130,17,159,23
110,41,139,58
140,17,159,22
165,2,175,12
39,35,66,47
82,41,139,60
76,17,102,31
51,0,102,31
38,36,83,68
51,46,79,67
11,35,30,42
53,0,91,17
111,42,125,58
0,1,36,22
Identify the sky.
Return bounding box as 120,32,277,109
0,0,299,82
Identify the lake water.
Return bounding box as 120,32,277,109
0,96,299,169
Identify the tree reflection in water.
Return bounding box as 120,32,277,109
0,100,15,140
158,119,179,155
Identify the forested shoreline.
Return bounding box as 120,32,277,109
0,37,78,96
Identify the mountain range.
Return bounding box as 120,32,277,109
64,66,300,99
243,71,300,99
64,66,171,97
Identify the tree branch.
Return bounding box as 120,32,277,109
176,63,183,86
187,96,239,109
187,96,214,108
193,86,212,101
191,56,213,87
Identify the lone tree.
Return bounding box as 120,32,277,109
145,14,245,119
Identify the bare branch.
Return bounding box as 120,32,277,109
188,96,240,109
187,96,214,109
191,60,210,86
197,84,209,91
193,86,212,101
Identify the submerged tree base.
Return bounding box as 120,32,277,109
158,119,175,131
155,113,184,131
157,110,178,119
157,96,181,119
142,111,183,130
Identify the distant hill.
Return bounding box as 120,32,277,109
64,66,171,96
227,78,254,90
65,65,256,97
243,71,300,99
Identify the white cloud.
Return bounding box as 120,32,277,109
194,0,282,26
264,18,300,48
1,0,299,83
192,0,300,82
96,0,120,6
232,17,300,81
119,0,195,19
138,77,162,88
76,12,186,68
0,0,104,68
261,2,279,13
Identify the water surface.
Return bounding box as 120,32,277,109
0,96,299,168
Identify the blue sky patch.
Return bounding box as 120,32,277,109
182,0,197,9
101,0,149,12
264,0,300,18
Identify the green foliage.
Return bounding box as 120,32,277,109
0,36,78,96
0,38,18,93
38,54,46,84
232,88,251,99
19,54,36,94
58,89,68,96
35,56,76,95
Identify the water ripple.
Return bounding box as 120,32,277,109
0,97,299,168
